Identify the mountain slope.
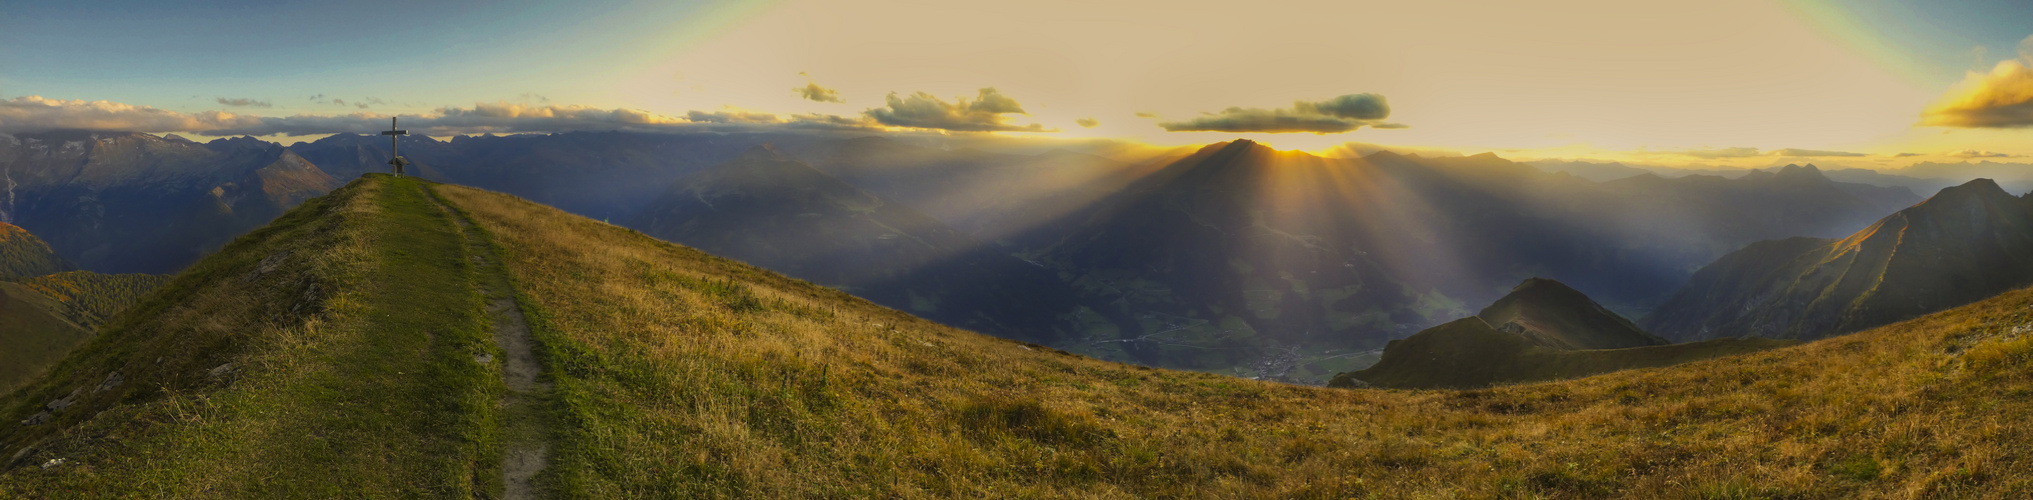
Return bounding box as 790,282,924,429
625,145,1091,343
1646,178,2033,341
1335,317,1791,389
0,282,91,395
0,223,71,279
1333,279,1766,389
1477,278,1666,350
9,175,2033,497
0,272,172,393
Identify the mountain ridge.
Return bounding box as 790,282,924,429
1645,178,2033,340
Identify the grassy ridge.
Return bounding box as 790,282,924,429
439,182,2033,498
0,175,501,496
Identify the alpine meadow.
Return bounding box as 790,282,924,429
5,0,2033,498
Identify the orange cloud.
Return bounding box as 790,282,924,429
1922,59,2033,128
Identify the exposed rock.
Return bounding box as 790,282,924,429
93,371,122,393
45,387,82,411
207,363,237,379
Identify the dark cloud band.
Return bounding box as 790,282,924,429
1158,93,1394,134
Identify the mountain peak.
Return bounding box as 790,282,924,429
1477,277,1665,350
1771,163,1825,179
1918,178,2014,208
738,143,788,162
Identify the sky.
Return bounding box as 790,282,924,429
4,0,2033,170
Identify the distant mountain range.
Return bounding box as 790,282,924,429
1531,158,2033,196
1019,141,1911,374
1646,178,2033,341
0,131,336,273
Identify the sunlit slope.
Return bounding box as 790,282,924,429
0,175,504,497
435,181,2033,498
1648,178,2033,341
0,223,71,279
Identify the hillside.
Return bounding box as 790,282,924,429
14,271,174,329
0,223,71,279
1333,279,1767,389
1646,178,2033,341
3,174,2030,497
0,271,172,393
1334,317,1792,389
625,145,1093,343
0,282,92,395
1476,278,1666,350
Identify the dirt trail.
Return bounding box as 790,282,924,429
426,185,551,500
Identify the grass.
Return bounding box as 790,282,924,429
4,175,2032,497
1346,317,1800,389
436,181,2033,498
0,175,502,497
0,282,92,394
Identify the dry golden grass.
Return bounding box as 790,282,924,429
439,182,2033,499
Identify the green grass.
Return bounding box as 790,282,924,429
0,283,92,394
0,175,502,497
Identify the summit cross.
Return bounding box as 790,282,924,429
382,117,409,176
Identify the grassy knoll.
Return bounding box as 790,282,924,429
438,182,2033,498
0,175,502,497
1340,317,1799,389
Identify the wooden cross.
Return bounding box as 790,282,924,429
382,117,409,176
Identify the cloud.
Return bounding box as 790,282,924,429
1766,148,1866,157
1157,93,1394,134
0,95,882,136
1922,36,2033,128
217,97,271,108
1133,111,1157,118
1672,147,1762,158
1075,117,1099,128
0,95,266,133
783,113,878,130
863,88,1053,132
686,109,783,124
1893,152,1921,158
794,82,844,103
1948,149,2019,158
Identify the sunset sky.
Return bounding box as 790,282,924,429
5,0,2033,169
